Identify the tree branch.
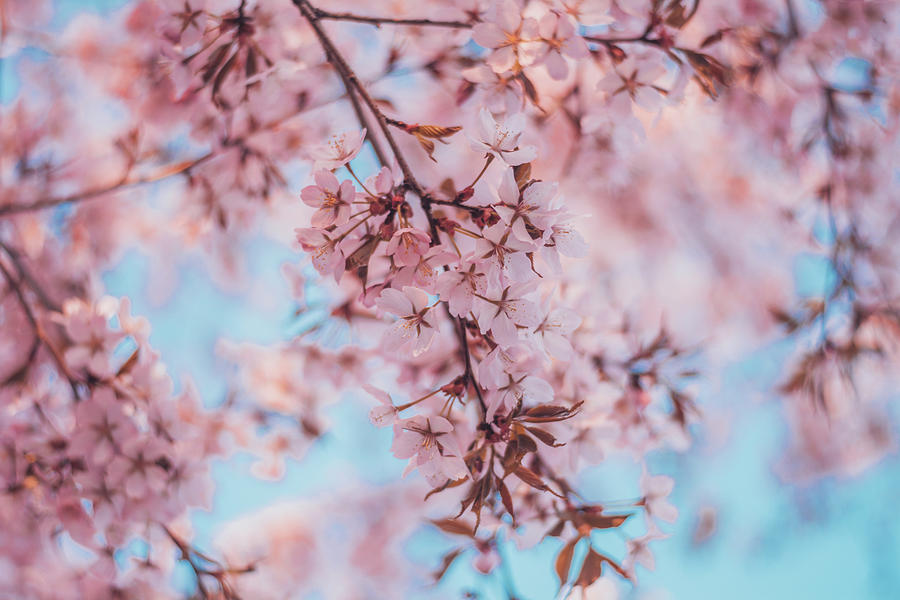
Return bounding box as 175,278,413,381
312,8,472,29
295,0,425,197
0,152,214,217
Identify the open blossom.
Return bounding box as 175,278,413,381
487,373,554,420
301,170,355,228
493,168,559,242
475,222,536,284
640,471,678,523
391,415,468,486
364,384,398,427
294,227,345,280
386,227,431,267
436,259,489,318
597,56,668,112
70,388,138,465
394,245,457,291
535,11,589,80
308,129,366,170
57,297,123,378
107,437,170,499
533,307,582,360
559,0,614,25
472,0,539,74
478,343,541,389
375,286,438,356
470,108,538,166
475,280,543,347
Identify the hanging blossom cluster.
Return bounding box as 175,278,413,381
1,0,899,597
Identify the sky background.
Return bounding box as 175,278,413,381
17,1,900,598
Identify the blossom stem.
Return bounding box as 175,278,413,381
345,163,378,198
467,154,495,189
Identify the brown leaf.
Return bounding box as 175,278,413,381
513,163,532,190
431,518,475,538
212,49,238,100
525,426,564,447
518,72,540,105
514,465,553,494
424,477,468,501
555,538,580,585
582,513,630,530
116,348,140,377
413,125,463,139
432,548,464,582
498,478,515,520
201,43,231,85
515,432,538,454
413,133,438,162
575,548,605,588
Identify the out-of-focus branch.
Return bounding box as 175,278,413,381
0,153,214,217
311,8,473,29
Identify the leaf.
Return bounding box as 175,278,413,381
425,477,468,501
498,478,515,520
597,552,631,580
582,513,630,530
413,133,438,162
413,125,463,139
524,404,571,418
514,465,558,496
555,538,579,585
116,348,140,377
513,163,531,190
574,548,605,588
515,433,538,454
406,125,462,162
431,518,475,538
212,49,238,101
525,426,564,447
432,548,464,582
517,72,540,105
201,43,231,85
700,29,727,48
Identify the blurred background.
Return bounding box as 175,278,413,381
7,1,900,598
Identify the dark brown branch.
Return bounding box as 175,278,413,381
457,316,488,416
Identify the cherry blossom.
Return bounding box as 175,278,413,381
308,129,367,170
391,415,468,486
375,286,439,356
300,170,356,228
470,108,538,166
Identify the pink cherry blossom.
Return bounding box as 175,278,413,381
470,108,538,166
391,415,468,486
300,169,356,228
308,129,367,170
375,286,439,356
